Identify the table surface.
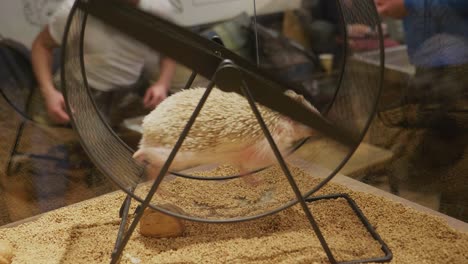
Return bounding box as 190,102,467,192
295,140,393,179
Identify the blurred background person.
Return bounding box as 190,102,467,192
28,0,178,212
376,0,468,221
31,0,177,126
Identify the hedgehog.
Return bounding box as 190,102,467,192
133,87,319,181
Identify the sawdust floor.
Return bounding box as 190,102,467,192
0,165,467,264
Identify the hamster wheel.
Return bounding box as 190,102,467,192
61,0,389,263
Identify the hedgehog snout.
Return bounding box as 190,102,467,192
133,149,150,165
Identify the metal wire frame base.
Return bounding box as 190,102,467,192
109,60,392,264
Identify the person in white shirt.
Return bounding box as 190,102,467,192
31,0,178,125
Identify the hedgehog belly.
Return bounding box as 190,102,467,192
136,139,279,173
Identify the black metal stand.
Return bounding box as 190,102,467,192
6,120,28,175
110,59,392,264
305,194,392,264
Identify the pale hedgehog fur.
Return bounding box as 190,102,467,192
135,87,318,171
140,87,316,150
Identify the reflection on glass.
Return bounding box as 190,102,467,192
0,0,467,228
367,0,468,222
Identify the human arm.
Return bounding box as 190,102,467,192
31,27,70,124
375,0,408,19
143,56,177,109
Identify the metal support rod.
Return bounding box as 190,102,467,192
238,68,337,264
111,68,198,262
6,120,26,176
110,69,220,264
111,37,212,262
112,165,147,262
181,33,217,92
253,0,260,66
183,71,197,90
112,194,133,261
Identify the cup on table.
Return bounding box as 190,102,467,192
319,53,334,75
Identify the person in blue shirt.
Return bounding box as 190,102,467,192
376,0,468,67
376,0,468,127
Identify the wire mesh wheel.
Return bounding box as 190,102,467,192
62,0,384,223
61,1,391,263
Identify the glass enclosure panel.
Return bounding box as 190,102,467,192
1,0,466,227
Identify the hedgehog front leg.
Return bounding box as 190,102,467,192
236,141,275,187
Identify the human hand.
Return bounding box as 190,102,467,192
143,82,168,109
375,0,408,19
347,23,388,38
44,88,70,124
347,24,373,38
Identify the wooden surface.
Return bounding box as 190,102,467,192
295,140,394,179
343,143,393,177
